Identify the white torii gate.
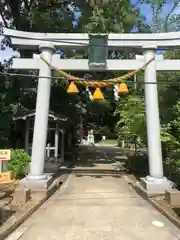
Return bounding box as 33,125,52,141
3,28,179,195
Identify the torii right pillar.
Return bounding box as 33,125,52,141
140,46,171,196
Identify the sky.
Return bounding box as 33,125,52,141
1,1,180,61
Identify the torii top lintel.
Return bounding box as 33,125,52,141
3,28,180,50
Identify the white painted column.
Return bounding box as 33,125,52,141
27,43,55,180
144,47,164,179
54,122,59,159
121,140,125,148
46,143,51,159
25,118,30,153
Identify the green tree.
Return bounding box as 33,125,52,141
115,94,146,144
141,0,180,32
78,0,140,33
0,0,152,149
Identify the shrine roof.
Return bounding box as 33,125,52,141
13,110,68,122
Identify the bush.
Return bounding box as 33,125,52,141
7,149,30,179
125,151,149,178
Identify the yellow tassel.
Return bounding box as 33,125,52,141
92,88,104,101
118,83,129,94
67,81,79,94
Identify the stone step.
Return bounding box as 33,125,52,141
54,192,139,200
54,197,146,207
58,168,123,176
73,173,122,178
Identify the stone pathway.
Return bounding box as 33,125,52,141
5,173,180,240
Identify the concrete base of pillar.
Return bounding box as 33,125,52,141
139,176,171,196
13,187,31,205
19,175,53,191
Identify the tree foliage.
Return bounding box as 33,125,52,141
141,0,180,32
0,0,143,33
115,94,146,144
0,0,146,144
78,0,140,33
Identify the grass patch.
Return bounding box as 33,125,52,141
100,139,118,145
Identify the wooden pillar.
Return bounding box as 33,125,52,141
60,129,65,163
54,121,59,159
25,118,30,153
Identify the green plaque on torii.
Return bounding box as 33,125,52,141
88,34,108,70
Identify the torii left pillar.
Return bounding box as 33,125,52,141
20,43,55,189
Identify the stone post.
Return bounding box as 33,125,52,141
25,43,55,185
